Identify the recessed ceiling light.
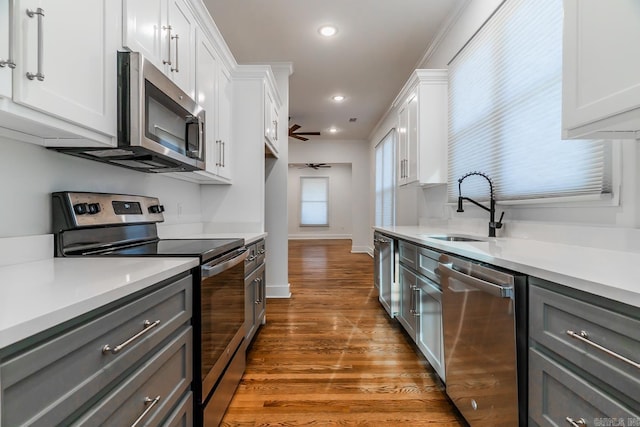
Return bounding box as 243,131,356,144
331,95,345,102
319,26,338,37
329,127,338,133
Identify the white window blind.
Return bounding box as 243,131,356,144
447,0,611,202
300,177,329,226
375,130,396,226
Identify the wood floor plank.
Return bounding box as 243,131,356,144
220,239,464,426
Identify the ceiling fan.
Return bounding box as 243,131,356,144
300,163,331,170
289,123,321,141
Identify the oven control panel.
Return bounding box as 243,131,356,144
53,192,165,229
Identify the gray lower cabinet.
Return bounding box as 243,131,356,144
397,240,445,381
245,239,266,347
529,278,640,426
0,272,194,427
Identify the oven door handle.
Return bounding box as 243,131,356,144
201,248,248,278
438,262,513,298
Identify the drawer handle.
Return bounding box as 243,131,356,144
566,417,587,426
103,320,161,354
131,395,161,427
566,330,640,369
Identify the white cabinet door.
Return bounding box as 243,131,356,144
166,0,195,98
190,30,231,184
122,0,165,71
397,103,408,185
123,0,195,98
264,84,279,156
406,94,419,184
0,0,12,98
12,0,117,136
216,64,232,181
562,0,640,139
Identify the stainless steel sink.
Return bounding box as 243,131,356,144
427,234,488,242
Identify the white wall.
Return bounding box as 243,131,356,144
368,0,640,241
288,164,352,239
289,138,370,253
264,64,292,298
0,135,202,238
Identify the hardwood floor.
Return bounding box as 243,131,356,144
221,239,464,426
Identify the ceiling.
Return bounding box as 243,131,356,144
203,0,462,141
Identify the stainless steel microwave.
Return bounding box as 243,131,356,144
52,52,205,173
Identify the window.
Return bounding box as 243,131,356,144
447,0,612,203
300,177,329,226
375,130,396,226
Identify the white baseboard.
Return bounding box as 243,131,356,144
288,234,352,240
351,245,372,256
266,283,291,298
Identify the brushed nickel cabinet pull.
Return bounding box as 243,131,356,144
170,33,179,72
1,3,16,69
102,320,161,354
25,8,45,81
162,25,172,65
566,416,587,426
273,120,278,140
413,286,421,317
566,330,640,369
131,396,161,427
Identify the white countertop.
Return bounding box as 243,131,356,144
0,257,198,349
375,225,640,308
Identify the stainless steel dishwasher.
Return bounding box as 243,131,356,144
438,254,527,427
374,232,397,318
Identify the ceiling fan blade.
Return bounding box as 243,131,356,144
289,124,301,133
292,134,309,141
294,132,321,136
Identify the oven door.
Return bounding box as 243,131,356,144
199,247,248,402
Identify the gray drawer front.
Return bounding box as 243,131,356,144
530,283,640,403
255,239,266,266
163,391,193,427
244,242,258,275
1,274,192,427
529,348,639,426
416,246,440,284
72,326,193,426
399,240,417,269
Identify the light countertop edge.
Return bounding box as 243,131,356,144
0,257,198,349
374,226,640,309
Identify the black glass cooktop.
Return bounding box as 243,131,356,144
102,238,243,263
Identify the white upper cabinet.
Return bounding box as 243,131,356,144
0,0,11,98
264,81,280,157
0,0,118,145
395,69,448,187
123,0,196,98
562,0,640,139
187,30,232,184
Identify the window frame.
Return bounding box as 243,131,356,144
299,176,330,227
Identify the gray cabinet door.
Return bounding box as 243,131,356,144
417,275,445,381
398,240,417,271
1,274,192,427
398,265,418,340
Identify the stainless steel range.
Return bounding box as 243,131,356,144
52,191,247,426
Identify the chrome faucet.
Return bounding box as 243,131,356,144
457,171,504,237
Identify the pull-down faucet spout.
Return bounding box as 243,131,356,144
457,171,504,237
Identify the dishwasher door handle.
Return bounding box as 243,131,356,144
439,262,513,298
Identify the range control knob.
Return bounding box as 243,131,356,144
87,203,101,215
148,204,165,214
73,203,89,215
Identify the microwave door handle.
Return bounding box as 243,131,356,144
198,117,204,161
201,248,248,278
185,116,201,159
438,262,513,298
